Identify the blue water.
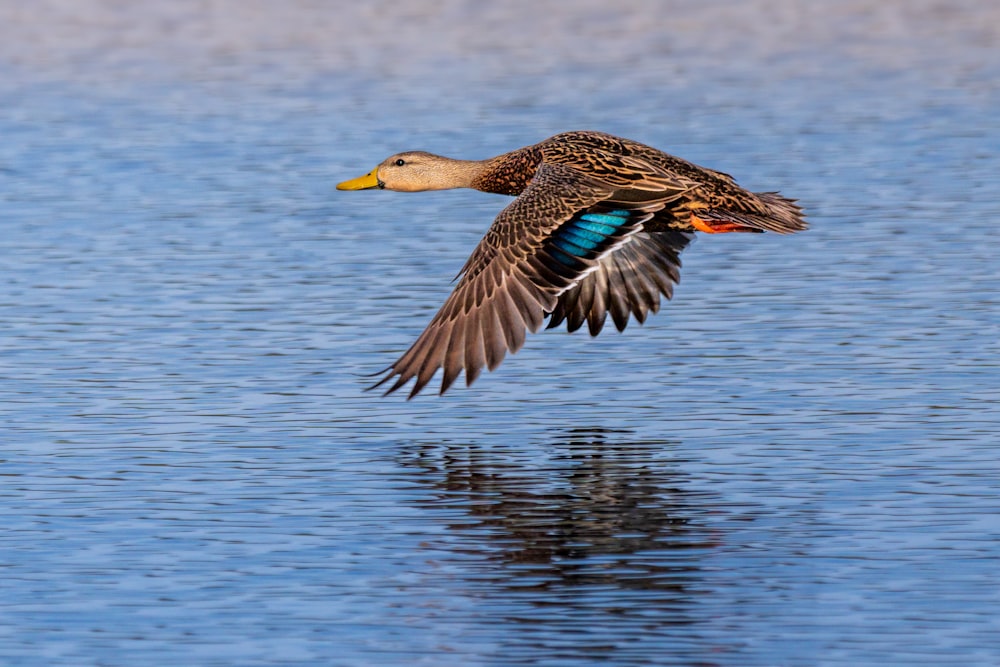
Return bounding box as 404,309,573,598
2,2,1000,665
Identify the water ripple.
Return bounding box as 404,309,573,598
2,2,1000,665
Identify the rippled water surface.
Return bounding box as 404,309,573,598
2,2,1000,665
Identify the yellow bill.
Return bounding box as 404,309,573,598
336,167,382,190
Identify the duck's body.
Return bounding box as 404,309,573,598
338,131,806,398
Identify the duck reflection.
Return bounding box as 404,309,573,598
397,428,723,618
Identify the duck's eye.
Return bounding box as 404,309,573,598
395,158,406,166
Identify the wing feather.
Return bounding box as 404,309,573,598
548,230,694,336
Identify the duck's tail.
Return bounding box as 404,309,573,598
689,192,807,235
755,192,808,234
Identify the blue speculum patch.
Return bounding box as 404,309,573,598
551,210,631,258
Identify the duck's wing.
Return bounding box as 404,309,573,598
372,162,656,398
547,228,694,335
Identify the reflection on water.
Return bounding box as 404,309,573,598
399,429,728,663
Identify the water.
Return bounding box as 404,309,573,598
2,1,1000,665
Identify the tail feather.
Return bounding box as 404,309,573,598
752,192,807,234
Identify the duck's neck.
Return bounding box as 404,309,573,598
471,147,544,196
427,158,491,190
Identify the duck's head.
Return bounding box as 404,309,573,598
337,151,480,192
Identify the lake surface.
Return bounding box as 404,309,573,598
2,1,1000,665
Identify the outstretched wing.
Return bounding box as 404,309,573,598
372,163,654,398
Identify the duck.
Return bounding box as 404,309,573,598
337,130,806,398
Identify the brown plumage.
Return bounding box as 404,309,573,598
336,131,807,398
